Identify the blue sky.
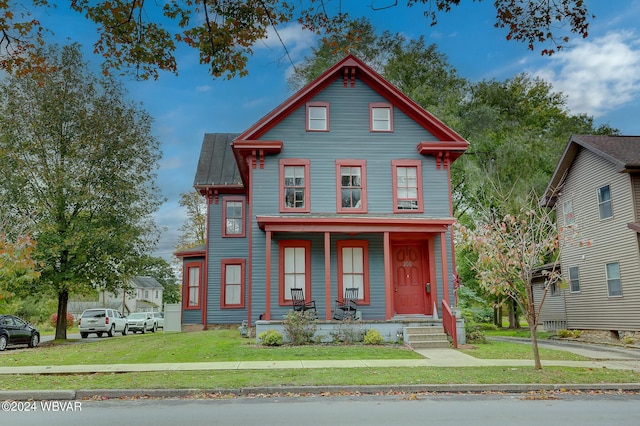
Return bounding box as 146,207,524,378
33,1,640,261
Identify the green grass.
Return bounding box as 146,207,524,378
5,367,639,391
483,327,555,340
460,340,588,361
2,328,638,391
2,329,421,366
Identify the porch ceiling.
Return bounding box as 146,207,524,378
256,215,455,233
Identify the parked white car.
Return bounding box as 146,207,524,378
127,312,157,334
150,312,164,329
78,308,128,338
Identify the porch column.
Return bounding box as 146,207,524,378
440,231,450,305
324,232,331,320
384,231,393,319
264,230,272,320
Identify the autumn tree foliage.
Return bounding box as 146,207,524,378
456,191,589,369
1,1,593,79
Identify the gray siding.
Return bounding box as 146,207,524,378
558,149,640,331
247,77,456,320
206,194,249,324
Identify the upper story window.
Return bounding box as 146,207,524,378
370,103,393,132
563,199,575,226
222,197,246,237
606,262,622,297
306,102,330,132
597,185,613,219
569,266,580,292
336,160,367,213
392,160,423,213
280,159,311,213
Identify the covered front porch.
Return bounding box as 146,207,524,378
256,215,457,318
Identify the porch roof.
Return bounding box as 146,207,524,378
256,215,455,233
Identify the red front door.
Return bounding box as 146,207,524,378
392,244,430,315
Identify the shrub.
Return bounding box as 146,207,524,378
557,329,581,339
465,323,486,344
50,312,75,329
330,318,365,344
283,310,317,345
363,328,384,345
258,329,283,346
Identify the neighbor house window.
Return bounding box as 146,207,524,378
370,103,393,132
563,199,575,226
597,185,613,219
222,197,246,237
306,102,329,131
336,160,367,213
279,240,311,305
221,259,246,308
569,266,580,292
337,240,370,305
606,262,622,296
280,159,311,213
184,262,202,309
144,290,149,299
392,160,423,213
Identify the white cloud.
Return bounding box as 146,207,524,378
532,31,640,117
255,24,317,60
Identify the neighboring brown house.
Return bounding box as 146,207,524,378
541,134,640,335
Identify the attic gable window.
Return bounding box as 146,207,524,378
370,103,393,132
306,102,330,132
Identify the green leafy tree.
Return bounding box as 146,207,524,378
0,43,164,339
1,1,592,79
175,190,207,252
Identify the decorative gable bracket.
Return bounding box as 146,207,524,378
417,141,469,170
232,140,284,187
343,66,356,87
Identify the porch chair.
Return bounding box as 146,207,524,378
290,288,317,317
333,287,359,320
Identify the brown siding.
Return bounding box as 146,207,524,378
558,149,640,331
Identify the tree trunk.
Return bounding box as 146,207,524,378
529,322,542,370
508,298,518,328
493,302,502,327
55,289,69,340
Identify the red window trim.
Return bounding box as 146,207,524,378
222,196,246,238
369,102,394,132
337,240,370,305
306,101,330,132
278,240,312,306
392,159,424,213
220,258,246,309
279,159,311,213
335,159,367,213
183,261,203,310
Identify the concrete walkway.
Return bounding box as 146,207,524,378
1,346,640,375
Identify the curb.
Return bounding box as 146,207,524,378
3,383,640,401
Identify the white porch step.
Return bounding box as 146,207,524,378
404,326,450,349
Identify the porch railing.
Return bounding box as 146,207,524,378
441,300,458,348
